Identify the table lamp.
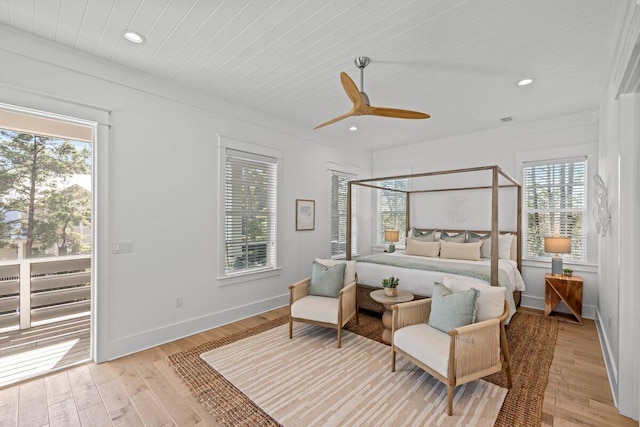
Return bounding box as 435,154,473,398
544,236,571,276
384,230,400,253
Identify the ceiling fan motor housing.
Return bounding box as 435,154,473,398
354,57,370,69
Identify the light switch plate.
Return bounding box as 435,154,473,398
113,240,133,253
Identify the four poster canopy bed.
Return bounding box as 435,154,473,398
346,165,525,322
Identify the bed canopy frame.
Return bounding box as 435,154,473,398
346,165,522,287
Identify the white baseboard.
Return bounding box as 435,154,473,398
595,308,619,407
97,293,289,362
520,294,596,319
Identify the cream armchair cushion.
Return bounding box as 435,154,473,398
394,323,450,377
290,296,340,324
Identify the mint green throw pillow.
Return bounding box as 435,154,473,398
412,227,437,242
428,283,479,333
440,231,466,243
309,261,346,298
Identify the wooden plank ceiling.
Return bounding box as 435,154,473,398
0,0,615,150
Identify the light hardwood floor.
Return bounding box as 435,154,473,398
0,307,637,427
0,316,90,388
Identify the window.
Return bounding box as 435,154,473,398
523,158,587,262
330,171,356,258
376,179,408,246
224,149,277,275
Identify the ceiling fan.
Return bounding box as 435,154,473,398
314,57,431,130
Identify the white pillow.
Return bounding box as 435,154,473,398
406,238,440,257
439,240,482,261
443,275,506,322
480,233,513,259
315,258,356,287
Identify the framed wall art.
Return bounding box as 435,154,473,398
296,199,315,231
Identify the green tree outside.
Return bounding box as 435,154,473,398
0,129,91,258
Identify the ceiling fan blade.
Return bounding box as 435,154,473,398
314,110,358,130
368,106,431,120
315,59,430,129
340,72,364,107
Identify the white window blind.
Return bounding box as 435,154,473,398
376,179,408,245
523,158,587,262
330,171,356,258
224,149,277,274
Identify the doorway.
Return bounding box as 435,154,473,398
0,106,95,386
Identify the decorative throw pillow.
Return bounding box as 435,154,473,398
480,233,514,259
406,238,440,257
466,231,489,244
411,227,437,242
309,261,346,298
443,275,506,322
428,283,479,332
440,231,466,243
439,240,482,261
315,258,356,287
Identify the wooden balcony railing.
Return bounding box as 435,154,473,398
0,255,91,332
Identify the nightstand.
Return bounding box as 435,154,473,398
544,273,583,324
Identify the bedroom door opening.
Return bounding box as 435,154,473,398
0,105,95,387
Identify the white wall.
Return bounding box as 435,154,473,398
598,74,622,404
596,1,640,419
0,27,372,361
372,113,599,318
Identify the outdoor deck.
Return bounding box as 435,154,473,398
0,315,90,387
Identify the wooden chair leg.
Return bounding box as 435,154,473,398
500,324,513,388
505,363,513,389
447,384,454,416
391,349,396,372
289,317,293,339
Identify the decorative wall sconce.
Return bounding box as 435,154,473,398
593,174,611,237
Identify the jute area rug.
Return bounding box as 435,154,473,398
167,311,559,427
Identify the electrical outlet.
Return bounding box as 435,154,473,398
175,296,183,308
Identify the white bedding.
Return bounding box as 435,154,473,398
356,250,526,298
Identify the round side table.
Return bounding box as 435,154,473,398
370,289,414,344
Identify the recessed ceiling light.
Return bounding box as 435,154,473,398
517,78,534,86
349,126,358,131
123,30,146,44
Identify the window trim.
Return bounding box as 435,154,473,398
217,135,282,283
516,143,598,265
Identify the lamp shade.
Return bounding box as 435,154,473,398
544,237,571,254
384,230,400,243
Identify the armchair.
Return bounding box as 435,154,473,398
391,298,512,415
289,263,358,348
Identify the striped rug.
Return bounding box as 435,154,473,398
200,323,507,427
